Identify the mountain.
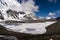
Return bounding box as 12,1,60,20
0,0,38,21
56,17,60,21
0,12,4,20
0,0,22,20
6,9,36,21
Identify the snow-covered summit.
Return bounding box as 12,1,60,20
0,0,39,21
0,0,23,12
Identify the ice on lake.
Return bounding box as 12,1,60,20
0,21,56,34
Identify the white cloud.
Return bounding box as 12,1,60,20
56,10,60,13
48,12,56,19
48,0,57,3
21,0,39,14
48,0,53,2
48,12,56,16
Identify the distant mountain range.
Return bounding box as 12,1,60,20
56,17,60,21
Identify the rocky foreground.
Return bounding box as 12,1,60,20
0,21,60,40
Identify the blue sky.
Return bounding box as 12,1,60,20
18,0,60,17
35,0,60,17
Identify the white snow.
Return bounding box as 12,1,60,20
0,0,39,20
0,21,56,34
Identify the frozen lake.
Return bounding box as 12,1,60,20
0,21,56,34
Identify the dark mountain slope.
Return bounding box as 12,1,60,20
56,17,60,21
46,21,60,35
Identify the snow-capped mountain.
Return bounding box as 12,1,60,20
0,0,23,11
0,0,38,21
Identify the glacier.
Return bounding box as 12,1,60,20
0,21,56,34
